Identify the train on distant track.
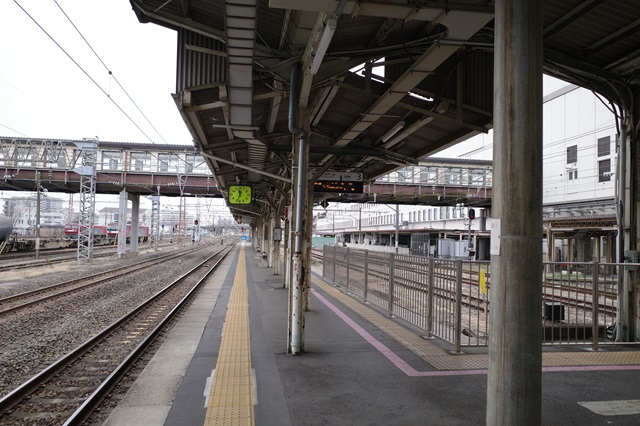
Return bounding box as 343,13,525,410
63,223,149,244
0,215,149,253
0,215,13,248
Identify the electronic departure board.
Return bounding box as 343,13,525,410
314,172,364,194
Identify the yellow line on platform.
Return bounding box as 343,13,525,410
205,246,254,426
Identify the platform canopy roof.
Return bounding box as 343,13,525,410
130,0,640,224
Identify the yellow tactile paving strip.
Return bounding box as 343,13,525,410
205,246,254,426
311,276,640,371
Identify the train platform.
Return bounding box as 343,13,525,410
104,242,640,425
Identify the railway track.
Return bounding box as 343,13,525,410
0,246,79,261
0,246,121,272
0,241,185,272
0,243,215,316
313,248,617,321
0,244,233,425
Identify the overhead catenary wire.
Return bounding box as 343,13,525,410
12,0,156,144
52,0,168,144
0,122,29,137
0,74,80,136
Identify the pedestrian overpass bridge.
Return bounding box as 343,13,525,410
0,137,493,205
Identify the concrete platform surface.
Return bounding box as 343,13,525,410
105,243,640,425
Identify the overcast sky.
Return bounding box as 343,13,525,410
1,1,570,145
0,0,192,145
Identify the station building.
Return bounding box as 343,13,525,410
316,83,617,263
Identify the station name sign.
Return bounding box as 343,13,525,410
314,172,364,194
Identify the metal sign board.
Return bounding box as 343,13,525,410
317,172,363,182
315,171,364,193
313,180,364,194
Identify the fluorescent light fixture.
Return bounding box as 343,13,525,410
381,121,405,143
408,91,434,102
211,124,260,131
310,18,337,75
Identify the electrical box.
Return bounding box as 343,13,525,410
544,301,565,322
624,250,638,271
437,238,454,259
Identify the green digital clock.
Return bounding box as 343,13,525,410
228,185,252,205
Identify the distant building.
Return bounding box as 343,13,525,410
2,195,67,235
97,207,149,227
317,83,617,262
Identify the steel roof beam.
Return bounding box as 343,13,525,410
269,0,494,19
200,152,290,182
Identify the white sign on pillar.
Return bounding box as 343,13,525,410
490,219,501,255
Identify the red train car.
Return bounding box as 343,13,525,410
106,223,149,243
63,225,109,242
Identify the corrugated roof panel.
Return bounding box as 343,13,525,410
543,0,640,73
188,1,226,30
177,29,227,92
255,1,287,50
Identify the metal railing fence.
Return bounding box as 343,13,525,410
322,245,628,351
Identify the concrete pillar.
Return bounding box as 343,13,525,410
577,237,586,262
487,0,543,425
568,239,574,262
545,224,552,273
117,189,128,258
129,194,140,255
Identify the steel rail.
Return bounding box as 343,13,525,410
0,243,214,315
0,245,232,422
64,246,231,425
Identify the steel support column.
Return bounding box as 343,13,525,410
150,193,160,251
288,63,308,355
284,208,291,288
35,171,41,260
273,206,282,275
75,139,97,263
268,214,274,268
487,1,543,425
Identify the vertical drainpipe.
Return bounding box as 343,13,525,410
288,63,307,355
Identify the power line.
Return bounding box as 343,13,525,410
12,0,156,143
0,73,80,133
0,121,29,137
52,0,168,144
